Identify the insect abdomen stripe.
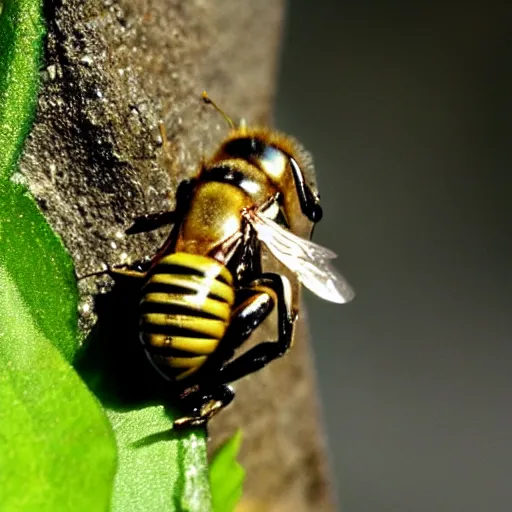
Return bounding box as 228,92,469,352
143,274,234,305
141,313,226,339
141,334,218,355
142,293,231,320
140,253,234,381
156,252,233,285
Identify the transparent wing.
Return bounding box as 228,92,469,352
245,211,355,304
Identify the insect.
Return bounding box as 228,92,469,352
102,93,354,427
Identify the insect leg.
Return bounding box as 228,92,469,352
77,265,147,281
109,267,147,279
172,286,277,428
217,272,297,384
173,385,235,428
289,156,323,222
125,210,178,235
125,178,197,234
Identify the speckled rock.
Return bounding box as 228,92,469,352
19,1,334,509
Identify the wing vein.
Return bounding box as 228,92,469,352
246,211,355,304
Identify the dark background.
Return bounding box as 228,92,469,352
275,2,512,511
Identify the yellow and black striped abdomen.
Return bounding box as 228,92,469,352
140,252,235,381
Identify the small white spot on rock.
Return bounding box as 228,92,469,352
47,65,57,80
80,55,93,66
146,185,158,197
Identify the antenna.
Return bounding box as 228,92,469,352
202,91,235,129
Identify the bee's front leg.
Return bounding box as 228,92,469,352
125,210,178,235
125,178,197,234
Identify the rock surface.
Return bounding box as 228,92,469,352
20,1,334,509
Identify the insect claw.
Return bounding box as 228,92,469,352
173,415,207,429
172,398,226,429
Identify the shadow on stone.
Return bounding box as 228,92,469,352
74,276,179,415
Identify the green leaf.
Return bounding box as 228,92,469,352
0,1,78,363
0,2,213,511
0,0,44,180
209,430,245,512
0,1,117,509
0,269,117,511
107,408,212,512
0,186,79,361
75,280,213,511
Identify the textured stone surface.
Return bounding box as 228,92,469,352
19,0,334,509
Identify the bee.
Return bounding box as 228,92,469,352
103,93,354,427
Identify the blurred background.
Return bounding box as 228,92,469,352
275,2,511,511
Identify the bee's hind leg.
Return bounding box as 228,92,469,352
172,285,275,428
216,272,297,384
172,273,296,428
